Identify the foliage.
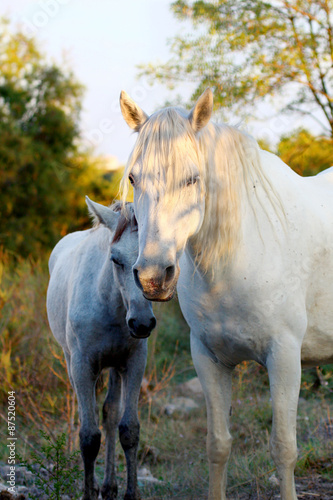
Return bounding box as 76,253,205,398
260,128,333,176
18,431,82,500
276,128,333,176
140,0,333,135
0,250,78,449
0,19,121,258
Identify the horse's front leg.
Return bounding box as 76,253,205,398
119,344,147,500
70,351,101,500
267,337,302,500
191,333,233,500
101,368,122,500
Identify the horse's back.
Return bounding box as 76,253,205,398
300,166,333,231
48,230,91,274
316,165,333,182
305,166,333,204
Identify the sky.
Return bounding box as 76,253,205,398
2,0,322,165
2,0,193,165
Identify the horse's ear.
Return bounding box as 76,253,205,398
120,90,149,131
189,88,213,132
85,196,119,231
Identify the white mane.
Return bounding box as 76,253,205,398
121,108,282,272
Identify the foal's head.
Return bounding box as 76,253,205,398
120,89,213,301
86,197,156,338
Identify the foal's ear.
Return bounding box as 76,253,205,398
85,196,119,231
120,90,149,131
189,88,213,132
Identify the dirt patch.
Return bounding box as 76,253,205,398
228,474,333,499
295,475,333,500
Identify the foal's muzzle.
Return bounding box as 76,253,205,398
128,317,156,339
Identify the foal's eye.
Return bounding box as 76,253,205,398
128,174,135,186
186,176,198,187
111,256,123,268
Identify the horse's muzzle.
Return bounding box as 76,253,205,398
143,289,175,302
128,317,156,339
133,263,179,302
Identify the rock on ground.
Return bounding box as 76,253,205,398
137,467,163,484
178,377,204,397
164,397,199,416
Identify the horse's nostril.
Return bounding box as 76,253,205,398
165,265,175,284
133,268,143,290
128,318,153,339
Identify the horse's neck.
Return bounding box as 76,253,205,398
98,257,126,318
190,149,292,277
94,230,121,309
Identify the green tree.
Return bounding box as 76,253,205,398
0,20,120,257
140,0,333,136
277,128,333,176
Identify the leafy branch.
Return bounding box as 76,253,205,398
17,431,82,500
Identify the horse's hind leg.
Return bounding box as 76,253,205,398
101,368,122,500
191,333,233,500
267,337,301,500
119,344,147,500
70,351,101,500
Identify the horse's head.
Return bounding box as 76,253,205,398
120,89,213,301
86,197,156,338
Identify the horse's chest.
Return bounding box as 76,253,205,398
70,312,137,368
86,328,140,369
178,273,271,365
197,308,267,365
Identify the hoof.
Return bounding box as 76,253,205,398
101,482,118,499
83,483,99,500
124,489,141,500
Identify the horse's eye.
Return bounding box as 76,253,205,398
128,174,135,186
111,256,123,268
186,176,198,187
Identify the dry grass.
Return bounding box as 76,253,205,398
0,253,332,499
129,362,332,499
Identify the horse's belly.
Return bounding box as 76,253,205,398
303,272,333,367
301,331,333,367
302,322,333,367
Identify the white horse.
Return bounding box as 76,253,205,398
46,199,156,500
119,89,333,500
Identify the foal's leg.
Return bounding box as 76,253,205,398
191,333,233,500
267,337,301,500
70,351,101,500
119,344,147,500
101,368,122,500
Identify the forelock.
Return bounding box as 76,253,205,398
122,107,203,197
111,202,137,244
